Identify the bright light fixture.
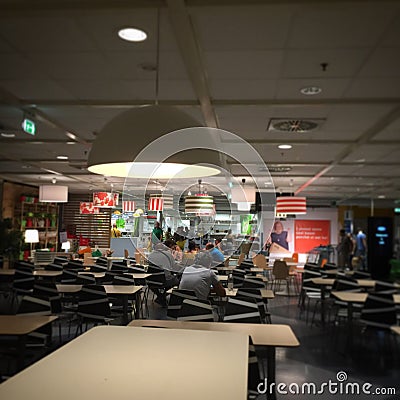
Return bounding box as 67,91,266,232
87,106,222,179
57,155,68,160
300,86,322,95
118,27,147,42
1,133,15,138
378,195,386,199
90,162,218,179
278,144,292,150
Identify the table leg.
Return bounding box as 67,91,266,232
320,286,326,327
122,295,129,325
134,291,141,320
16,335,27,371
347,302,354,348
266,346,276,400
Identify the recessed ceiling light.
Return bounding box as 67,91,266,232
118,27,147,42
378,195,385,199
1,133,15,138
300,86,322,95
67,141,75,145
278,144,292,150
356,158,366,163
57,155,68,160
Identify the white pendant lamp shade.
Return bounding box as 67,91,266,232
87,106,221,179
185,195,214,214
276,196,307,214
237,202,251,211
231,185,256,204
61,241,71,251
25,229,39,244
39,185,68,203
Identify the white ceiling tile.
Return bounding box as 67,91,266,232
204,50,284,79
287,3,396,48
0,16,95,52
210,79,276,100
344,77,400,97
192,4,293,50
0,79,76,100
359,47,400,77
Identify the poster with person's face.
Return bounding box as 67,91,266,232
269,220,294,252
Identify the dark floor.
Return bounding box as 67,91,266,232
1,292,399,399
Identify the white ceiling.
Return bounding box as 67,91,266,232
0,0,400,208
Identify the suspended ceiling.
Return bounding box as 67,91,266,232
0,0,400,208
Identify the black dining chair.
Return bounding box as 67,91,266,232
177,299,215,322
167,289,197,319
223,297,262,324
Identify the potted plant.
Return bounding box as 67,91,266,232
0,218,23,269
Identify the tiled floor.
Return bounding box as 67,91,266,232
1,292,399,399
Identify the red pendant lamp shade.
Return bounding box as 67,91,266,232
276,196,307,214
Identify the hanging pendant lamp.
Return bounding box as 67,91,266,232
276,196,307,214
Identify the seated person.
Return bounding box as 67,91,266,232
215,238,224,252
205,243,225,266
147,240,184,305
172,244,183,263
179,252,226,300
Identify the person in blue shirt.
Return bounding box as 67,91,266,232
355,228,367,270
205,243,225,266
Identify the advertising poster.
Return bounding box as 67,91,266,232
294,220,330,253
268,220,294,253
240,215,252,235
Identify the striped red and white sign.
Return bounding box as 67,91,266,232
276,197,307,214
122,201,135,212
148,197,164,211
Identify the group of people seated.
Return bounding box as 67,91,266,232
147,240,226,306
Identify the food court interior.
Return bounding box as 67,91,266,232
0,1,400,399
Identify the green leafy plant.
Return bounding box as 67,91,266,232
0,218,23,262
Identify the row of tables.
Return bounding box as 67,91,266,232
0,319,299,400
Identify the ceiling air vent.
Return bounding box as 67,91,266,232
267,118,325,133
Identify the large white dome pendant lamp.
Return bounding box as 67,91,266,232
87,105,221,179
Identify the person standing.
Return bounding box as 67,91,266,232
152,221,163,244
355,227,367,270
337,229,353,270
111,223,121,238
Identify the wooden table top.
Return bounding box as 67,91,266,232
0,268,16,275
56,285,143,295
128,320,299,347
78,271,105,278
332,292,400,304
56,284,82,293
391,326,400,336
0,326,249,400
127,273,152,279
102,285,143,295
0,315,58,335
0,269,62,277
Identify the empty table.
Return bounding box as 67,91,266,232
0,325,249,400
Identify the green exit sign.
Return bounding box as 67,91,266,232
22,118,36,135
395,208,400,214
